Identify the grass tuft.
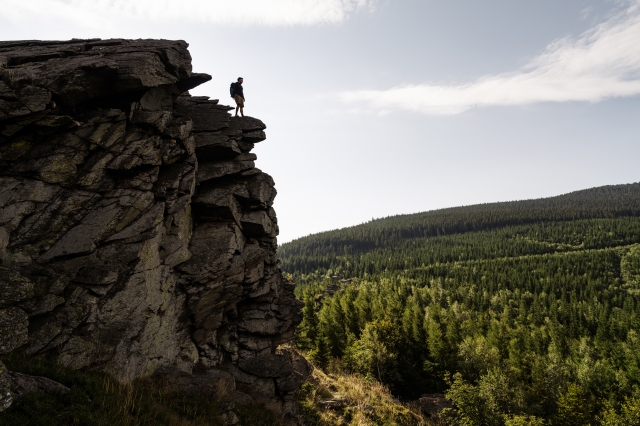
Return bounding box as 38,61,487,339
0,352,283,426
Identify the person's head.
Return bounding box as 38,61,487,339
238,77,243,84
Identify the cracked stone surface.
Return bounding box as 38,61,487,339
0,38,309,417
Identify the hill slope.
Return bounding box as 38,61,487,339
280,183,640,425
280,182,640,281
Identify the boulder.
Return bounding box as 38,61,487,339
418,393,453,418
9,371,70,400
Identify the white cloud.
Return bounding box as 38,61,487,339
1,0,376,27
340,1,640,115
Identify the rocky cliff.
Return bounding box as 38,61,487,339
0,39,309,417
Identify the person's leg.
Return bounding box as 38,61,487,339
240,106,244,117
235,105,239,116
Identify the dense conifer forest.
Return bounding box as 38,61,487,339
280,183,640,425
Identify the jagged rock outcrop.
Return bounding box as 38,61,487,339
0,39,309,417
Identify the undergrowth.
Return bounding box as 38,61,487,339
296,357,441,426
0,352,283,426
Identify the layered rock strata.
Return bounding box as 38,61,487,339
0,39,308,415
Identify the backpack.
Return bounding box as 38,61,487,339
230,82,236,98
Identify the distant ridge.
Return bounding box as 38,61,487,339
280,182,640,260
278,182,640,275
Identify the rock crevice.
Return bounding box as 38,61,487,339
0,38,308,416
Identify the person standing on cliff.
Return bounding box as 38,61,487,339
232,77,245,117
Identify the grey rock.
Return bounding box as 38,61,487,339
238,334,272,352
9,371,70,399
243,173,277,209
0,39,198,107
238,140,255,153
242,130,267,143
228,116,267,132
38,190,154,262
0,307,28,353
106,202,165,242
276,347,313,393
178,222,244,277
153,161,196,213
161,204,193,267
223,411,241,425
192,186,243,223
129,109,171,131
241,210,276,237
0,361,11,412
318,399,349,408
198,153,256,182
194,132,242,160
0,38,304,417
231,365,277,397
139,86,175,111
24,294,66,316
242,243,266,285
175,95,232,132
194,173,276,215
157,366,236,397
108,136,164,169
0,268,34,307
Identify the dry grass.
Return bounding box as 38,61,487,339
0,352,283,426
297,359,441,426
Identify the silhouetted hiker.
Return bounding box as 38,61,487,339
230,77,245,117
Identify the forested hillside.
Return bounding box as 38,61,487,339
280,183,640,425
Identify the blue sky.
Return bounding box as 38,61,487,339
2,0,639,242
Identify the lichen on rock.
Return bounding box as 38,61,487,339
0,38,309,418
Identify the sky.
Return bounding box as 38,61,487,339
2,0,639,242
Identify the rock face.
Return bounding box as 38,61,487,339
0,39,308,415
